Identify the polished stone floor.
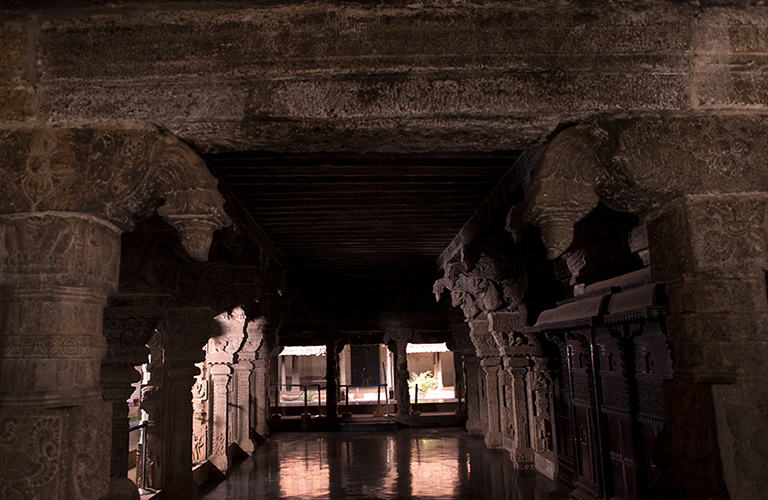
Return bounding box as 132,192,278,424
199,428,554,499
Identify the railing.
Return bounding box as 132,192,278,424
340,383,389,417
273,383,390,417
129,421,157,495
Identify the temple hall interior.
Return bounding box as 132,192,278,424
1,1,767,499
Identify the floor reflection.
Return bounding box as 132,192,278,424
200,428,553,500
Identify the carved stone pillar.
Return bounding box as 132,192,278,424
230,318,264,455
206,308,245,475
469,319,500,447
530,357,554,457
481,358,503,449
462,355,484,435
646,194,768,500
254,323,278,440
102,294,167,479
252,359,270,439
0,215,118,500
504,363,534,469
488,311,539,470
0,125,229,500
140,332,165,491
191,361,210,465
160,309,215,500
101,357,143,478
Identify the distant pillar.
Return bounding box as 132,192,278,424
325,341,342,421
393,339,411,416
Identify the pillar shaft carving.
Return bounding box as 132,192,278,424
480,359,503,449
140,310,214,498
645,194,768,500
462,355,484,435
0,215,118,500
487,311,549,470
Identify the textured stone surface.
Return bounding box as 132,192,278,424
0,2,728,152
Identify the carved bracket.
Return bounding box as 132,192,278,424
521,113,768,259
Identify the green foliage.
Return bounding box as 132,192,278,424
408,370,438,397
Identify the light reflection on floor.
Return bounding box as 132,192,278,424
199,428,553,499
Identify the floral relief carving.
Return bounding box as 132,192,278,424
72,410,109,499
0,415,62,500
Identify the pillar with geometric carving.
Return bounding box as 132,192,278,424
488,311,540,470
0,214,118,500
646,194,768,500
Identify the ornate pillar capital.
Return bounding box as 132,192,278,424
0,124,230,261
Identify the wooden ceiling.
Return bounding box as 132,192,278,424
205,152,519,278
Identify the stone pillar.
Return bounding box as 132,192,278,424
254,323,279,439
393,339,411,416
0,125,229,500
253,359,270,439
647,194,768,500
160,309,215,500
140,333,165,490
480,358,503,449
102,294,167,480
325,341,342,421
206,309,245,475
231,318,263,455
488,311,538,470
505,362,534,469
102,359,142,478
469,319,502,446
463,355,484,434
191,361,210,465
0,215,119,500
530,357,554,457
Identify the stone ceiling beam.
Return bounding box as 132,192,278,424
3,3,766,152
